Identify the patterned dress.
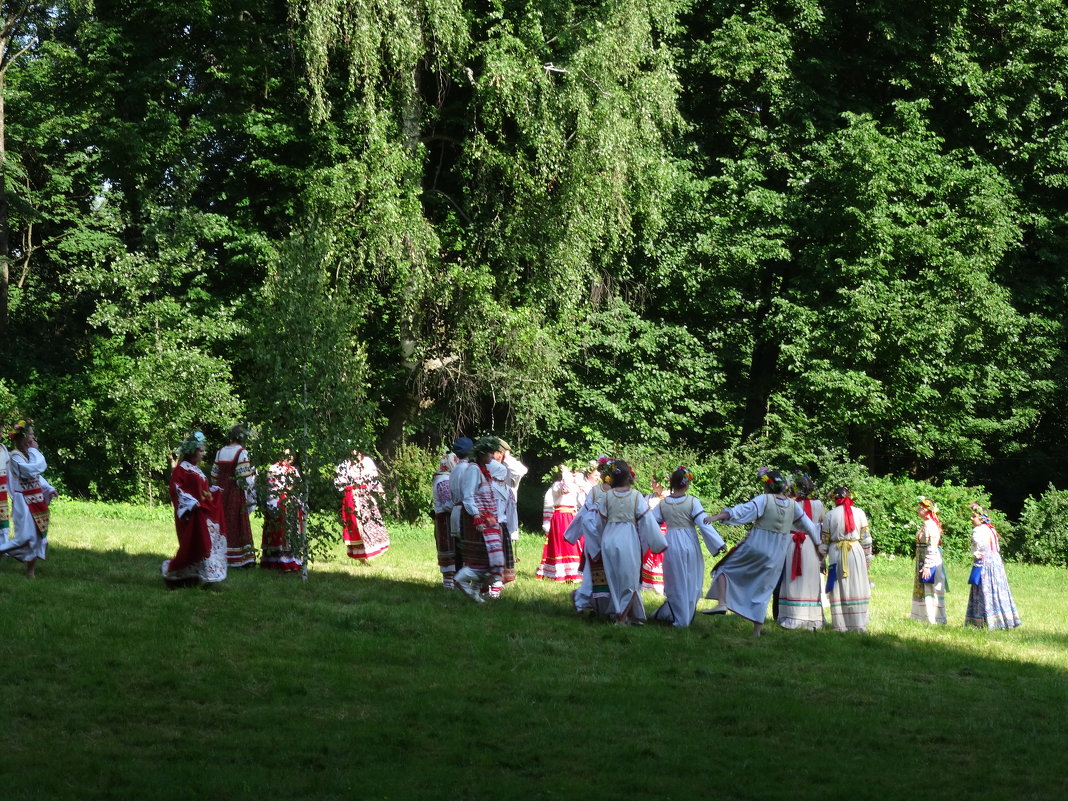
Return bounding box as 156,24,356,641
459,463,506,591
210,444,257,567
537,479,583,582
163,460,228,586
640,492,666,595
432,472,455,577
261,461,303,572
0,447,55,564
911,517,947,624
0,444,9,541
965,523,1021,630
336,455,390,562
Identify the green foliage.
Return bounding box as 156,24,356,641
378,440,437,523
3,0,1068,523
243,227,376,565
1015,484,1068,567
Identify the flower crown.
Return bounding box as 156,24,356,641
918,496,939,514
970,501,992,524
673,465,694,488
6,418,30,440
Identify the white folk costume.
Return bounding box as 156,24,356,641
449,455,473,569
651,495,725,627
0,443,10,542
501,449,528,543
566,480,608,613
965,518,1020,630
454,461,506,601
261,460,303,572
336,454,389,562
432,454,458,586
820,499,872,632
776,497,827,630
210,443,257,567
583,487,668,623
537,474,583,582
640,490,666,595
488,459,517,587
163,458,228,587
0,446,55,564
707,494,819,623
911,512,947,624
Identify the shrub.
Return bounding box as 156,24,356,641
380,441,438,524
1015,484,1068,567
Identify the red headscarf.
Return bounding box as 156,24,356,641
834,496,855,534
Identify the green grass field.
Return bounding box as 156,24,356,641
1,499,1066,800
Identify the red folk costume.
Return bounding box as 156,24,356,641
261,459,303,572
211,443,257,567
0,443,11,540
336,454,390,562
640,490,667,595
537,473,583,582
163,456,228,587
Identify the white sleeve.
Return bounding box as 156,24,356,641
691,498,725,554
723,494,765,525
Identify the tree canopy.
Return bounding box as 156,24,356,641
2,0,1065,515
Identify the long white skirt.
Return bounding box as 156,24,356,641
653,527,707,627
708,528,790,623
600,522,646,623
826,540,870,631
777,535,825,630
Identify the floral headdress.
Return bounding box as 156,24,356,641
597,455,613,483
671,465,694,489
758,466,791,494
918,496,940,515
471,435,502,459
6,418,31,441
969,501,992,526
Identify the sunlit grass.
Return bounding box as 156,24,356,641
1,499,1065,800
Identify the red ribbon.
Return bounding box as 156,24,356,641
790,531,807,579
835,496,855,534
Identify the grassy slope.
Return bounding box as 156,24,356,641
1,500,1066,801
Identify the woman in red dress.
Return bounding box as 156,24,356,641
163,432,227,588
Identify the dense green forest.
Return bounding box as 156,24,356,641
2,1,1066,521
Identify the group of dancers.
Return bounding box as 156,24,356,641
162,426,392,588
432,443,1022,635
0,415,1022,636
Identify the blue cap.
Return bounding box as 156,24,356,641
452,436,474,457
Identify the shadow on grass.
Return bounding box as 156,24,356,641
2,541,1068,800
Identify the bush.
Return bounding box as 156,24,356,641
380,441,437,524
1015,484,1068,567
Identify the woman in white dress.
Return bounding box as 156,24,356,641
1,419,57,578
565,458,609,614
820,486,872,632
704,468,819,637
911,496,947,624
775,474,826,630
651,466,725,627
582,459,667,624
